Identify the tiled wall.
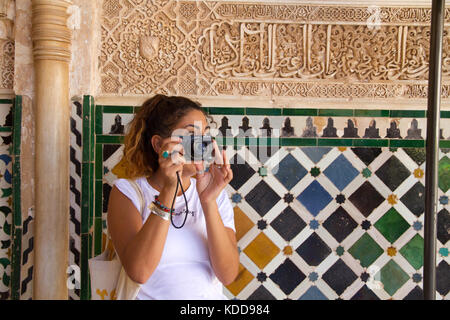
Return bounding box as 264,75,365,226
0,99,13,300
0,97,26,300
1,96,449,300
72,97,449,300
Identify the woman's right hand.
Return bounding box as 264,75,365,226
157,137,186,189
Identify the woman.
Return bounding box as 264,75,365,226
107,94,239,300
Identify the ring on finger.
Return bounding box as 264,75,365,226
196,169,205,174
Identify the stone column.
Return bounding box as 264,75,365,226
31,0,72,300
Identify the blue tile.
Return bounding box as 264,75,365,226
298,286,328,300
324,154,359,191
301,147,331,163
273,154,307,190
297,181,333,216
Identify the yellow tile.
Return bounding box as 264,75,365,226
226,263,254,296
234,206,254,241
111,157,130,179
243,232,280,269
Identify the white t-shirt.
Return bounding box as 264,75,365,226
113,177,235,300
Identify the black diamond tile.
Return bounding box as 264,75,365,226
247,286,276,300
229,154,256,190
350,285,380,300
403,148,426,166
437,209,450,244
270,206,306,241
323,207,358,243
322,259,358,296
349,181,385,217
351,148,382,166
296,233,332,266
436,261,450,296
375,156,411,191
269,259,306,295
403,286,424,300
245,180,281,217
400,182,425,217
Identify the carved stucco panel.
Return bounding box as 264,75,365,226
99,0,450,101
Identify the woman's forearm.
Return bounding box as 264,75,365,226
121,186,175,284
201,200,239,285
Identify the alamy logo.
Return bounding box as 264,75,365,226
367,6,382,31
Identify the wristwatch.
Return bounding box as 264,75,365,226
149,201,170,221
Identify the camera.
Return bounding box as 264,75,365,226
180,135,215,162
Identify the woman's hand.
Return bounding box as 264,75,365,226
195,140,233,204
157,137,186,189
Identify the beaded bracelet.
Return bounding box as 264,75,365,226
149,201,170,221
154,195,174,214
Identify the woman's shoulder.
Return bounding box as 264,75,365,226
113,177,149,195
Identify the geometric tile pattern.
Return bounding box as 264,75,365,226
0,97,448,300
68,100,82,300
86,102,450,300
0,99,13,300
0,96,35,300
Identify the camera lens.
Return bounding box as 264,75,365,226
193,139,204,157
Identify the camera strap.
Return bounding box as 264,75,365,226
169,171,189,229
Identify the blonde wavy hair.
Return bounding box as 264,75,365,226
122,94,206,179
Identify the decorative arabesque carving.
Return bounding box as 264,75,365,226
0,0,14,91
99,0,450,99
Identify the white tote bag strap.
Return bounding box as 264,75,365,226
127,179,145,215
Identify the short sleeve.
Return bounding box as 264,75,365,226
216,189,235,232
113,179,142,214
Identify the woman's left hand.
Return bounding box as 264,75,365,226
195,139,233,204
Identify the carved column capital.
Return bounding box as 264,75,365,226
32,0,72,62
0,0,14,40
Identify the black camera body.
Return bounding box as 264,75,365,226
180,135,214,162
